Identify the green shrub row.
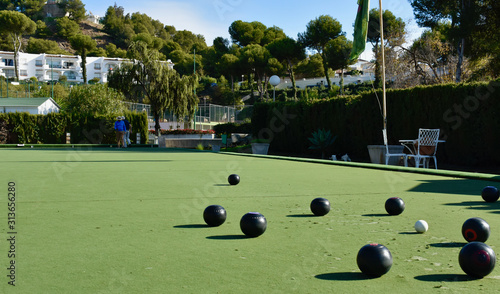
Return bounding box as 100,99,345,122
251,79,500,166
213,122,252,135
0,111,149,145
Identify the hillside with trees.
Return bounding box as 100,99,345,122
0,0,499,107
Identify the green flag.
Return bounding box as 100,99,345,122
350,0,370,62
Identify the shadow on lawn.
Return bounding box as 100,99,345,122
414,274,475,282
428,242,467,248
315,272,376,281
443,200,500,213
407,179,491,196
399,232,420,235
206,235,247,240
409,179,500,213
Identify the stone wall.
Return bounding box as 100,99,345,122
43,3,67,18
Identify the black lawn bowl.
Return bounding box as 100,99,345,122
462,217,490,243
481,186,499,203
228,174,240,185
459,241,496,278
310,197,331,216
357,243,393,277
203,205,227,227
385,197,405,215
240,212,267,237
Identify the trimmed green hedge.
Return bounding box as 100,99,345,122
251,79,500,166
0,110,148,145
213,122,252,135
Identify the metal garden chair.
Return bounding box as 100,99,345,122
383,129,408,167
412,128,440,169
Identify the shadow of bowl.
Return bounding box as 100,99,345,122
399,232,421,235
206,234,248,240
315,272,378,281
428,242,467,248
414,274,475,282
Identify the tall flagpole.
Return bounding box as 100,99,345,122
379,0,387,133
193,49,196,130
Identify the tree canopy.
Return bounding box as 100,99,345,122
108,42,198,133
55,17,81,40
173,30,207,52
70,34,96,84
409,0,487,81
266,37,305,99
26,37,69,55
261,26,286,46
470,0,500,76
403,25,455,85
60,83,126,116
367,9,406,48
298,15,344,90
325,35,354,93
1,0,45,20
58,0,86,22
0,10,36,81
229,20,267,47
241,44,273,100
367,8,406,86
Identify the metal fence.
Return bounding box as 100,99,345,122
125,102,240,130
123,101,151,114
195,104,236,124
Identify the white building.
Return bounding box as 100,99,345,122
349,59,375,75
0,51,174,84
0,97,60,114
86,12,101,24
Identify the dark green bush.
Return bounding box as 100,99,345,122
213,122,252,135
251,79,500,166
0,111,148,145
236,106,253,121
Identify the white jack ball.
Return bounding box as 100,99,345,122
414,220,428,233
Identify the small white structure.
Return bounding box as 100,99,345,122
0,98,61,115
349,59,375,75
86,12,101,24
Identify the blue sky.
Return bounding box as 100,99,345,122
83,0,422,59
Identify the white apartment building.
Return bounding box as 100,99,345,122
0,51,174,84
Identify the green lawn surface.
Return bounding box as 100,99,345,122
1,148,500,293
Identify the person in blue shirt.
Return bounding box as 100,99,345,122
122,116,132,147
114,116,126,148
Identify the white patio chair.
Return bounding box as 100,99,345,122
383,129,408,166
413,128,440,169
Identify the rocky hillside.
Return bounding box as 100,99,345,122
59,20,111,54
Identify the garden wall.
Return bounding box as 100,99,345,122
251,79,500,167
